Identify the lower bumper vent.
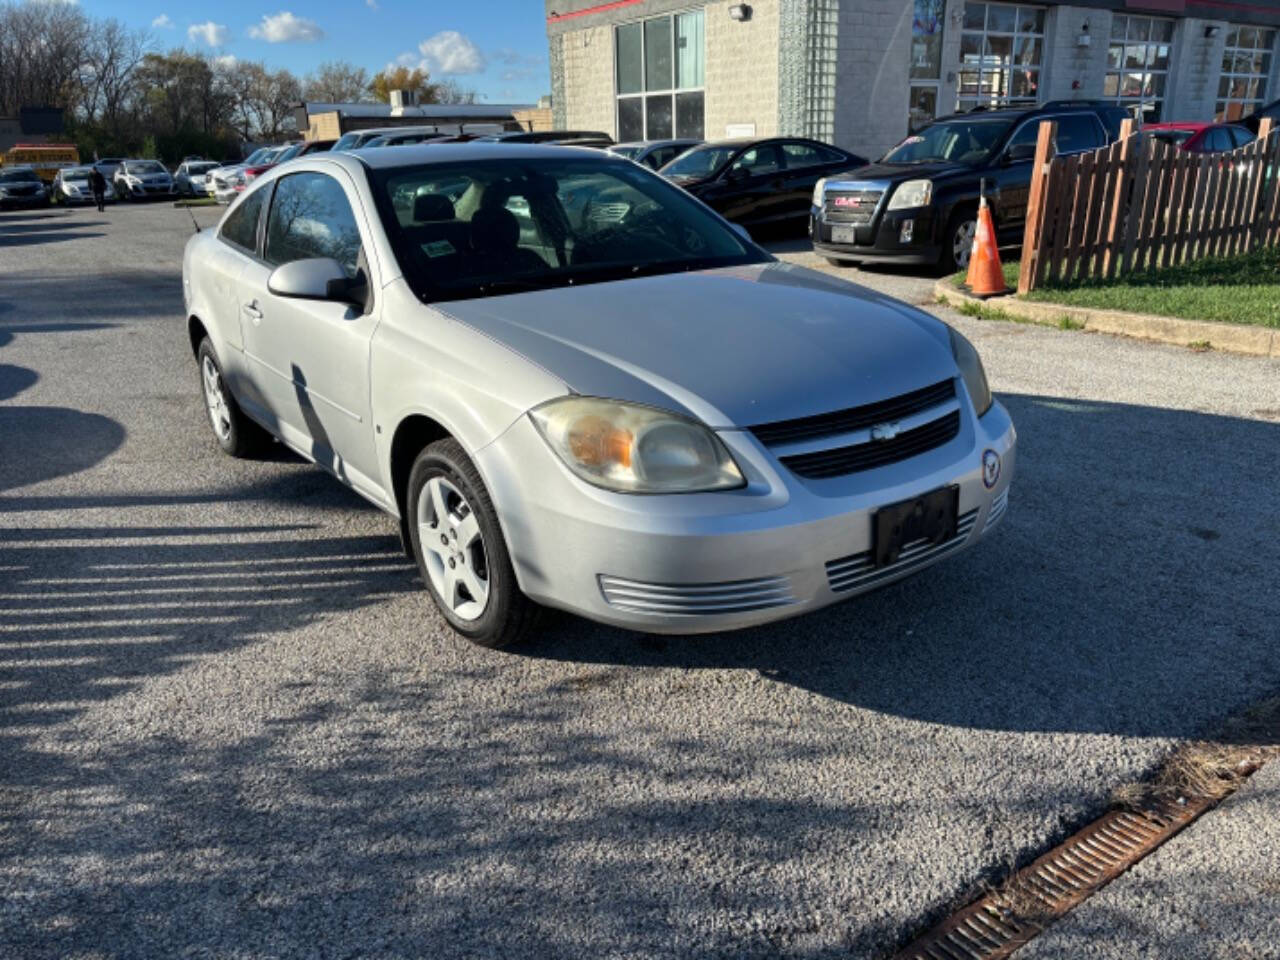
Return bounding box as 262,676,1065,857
826,508,978,594
598,574,795,616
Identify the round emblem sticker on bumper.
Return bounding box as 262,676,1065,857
982,449,1001,489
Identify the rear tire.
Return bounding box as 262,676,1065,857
406,438,538,649
197,338,271,457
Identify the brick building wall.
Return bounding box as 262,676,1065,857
705,0,781,139
559,24,616,133
547,0,1280,153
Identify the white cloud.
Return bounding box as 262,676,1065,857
187,21,228,46
417,30,486,75
151,13,173,29
214,54,238,69
365,0,378,9
248,11,323,43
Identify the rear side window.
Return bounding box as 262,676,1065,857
220,187,267,253
1204,128,1233,153
1054,115,1104,154
1228,126,1256,148
781,142,826,168
264,171,363,277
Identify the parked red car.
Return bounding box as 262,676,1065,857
1144,122,1255,154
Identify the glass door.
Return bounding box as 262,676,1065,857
910,0,946,131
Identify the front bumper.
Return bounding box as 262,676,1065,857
477,399,1017,634
810,205,941,264
0,191,47,208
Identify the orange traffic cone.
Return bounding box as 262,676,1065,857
963,195,1009,298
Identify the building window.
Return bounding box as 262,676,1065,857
910,0,946,132
615,10,704,142
957,3,1045,112
1216,26,1276,122
1105,15,1174,123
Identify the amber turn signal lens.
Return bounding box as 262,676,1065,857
567,415,633,468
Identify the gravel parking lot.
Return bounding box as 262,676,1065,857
2,202,1279,959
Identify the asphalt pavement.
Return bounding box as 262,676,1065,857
2,202,1278,959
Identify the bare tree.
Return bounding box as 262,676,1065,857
0,0,90,114
302,60,368,104
79,19,150,137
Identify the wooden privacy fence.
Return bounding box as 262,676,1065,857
1018,117,1279,294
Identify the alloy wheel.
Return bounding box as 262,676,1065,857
201,355,232,441
416,475,490,621
953,219,977,269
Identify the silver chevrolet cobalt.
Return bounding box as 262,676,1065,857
183,144,1015,648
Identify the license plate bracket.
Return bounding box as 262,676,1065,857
830,225,857,245
872,486,959,568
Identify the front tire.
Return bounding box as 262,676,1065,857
940,209,978,274
406,438,538,649
197,338,271,457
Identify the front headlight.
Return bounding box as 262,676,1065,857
949,327,992,417
811,177,827,207
887,179,932,210
530,397,745,493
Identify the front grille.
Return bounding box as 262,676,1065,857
598,573,795,616
824,189,883,224
751,380,956,447
826,508,978,593
780,411,960,479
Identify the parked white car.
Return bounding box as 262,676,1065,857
52,166,115,204
183,144,1015,648
113,159,176,200
175,160,221,196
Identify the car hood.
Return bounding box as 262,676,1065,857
438,262,956,428
827,160,971,184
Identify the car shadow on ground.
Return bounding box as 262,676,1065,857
515,392,1280,743
1,390,1277,958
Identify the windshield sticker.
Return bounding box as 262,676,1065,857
422,239,456,258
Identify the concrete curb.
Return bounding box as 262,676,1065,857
933,279,1280,359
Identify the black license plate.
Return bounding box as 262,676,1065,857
872,486,959,568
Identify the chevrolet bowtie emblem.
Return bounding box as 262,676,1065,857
871,422,900,442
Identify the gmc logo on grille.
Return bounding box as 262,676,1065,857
832,196,862,207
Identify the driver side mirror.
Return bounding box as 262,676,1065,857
1004,143,1037,164
268,257,368,310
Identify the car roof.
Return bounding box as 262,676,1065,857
324,141,636,171
1145,122,1209,131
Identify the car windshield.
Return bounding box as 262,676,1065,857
189,162,219,173
1150,129,1195,146
610,145,642,159
371,156,768,304
363,137,389,148
129,161,167,174
660,144,741,178
882,118,1015,165
275,144,304,162
243,148,273,164
0,169,39,183
64,167,93,180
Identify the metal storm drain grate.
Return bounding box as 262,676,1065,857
892,755,1268,960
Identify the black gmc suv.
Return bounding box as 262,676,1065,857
810,101,1132,272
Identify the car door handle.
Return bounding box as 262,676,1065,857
242,301,263,323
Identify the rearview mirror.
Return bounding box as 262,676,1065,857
1004,143,1037,163
268,257,367,308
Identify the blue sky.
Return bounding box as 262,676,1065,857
82,1,553,104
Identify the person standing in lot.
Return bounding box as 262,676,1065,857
89,167,107,212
